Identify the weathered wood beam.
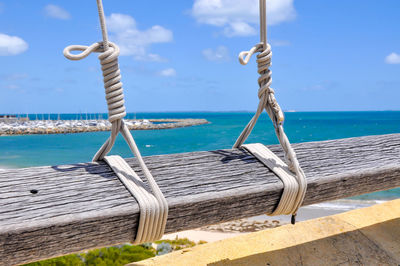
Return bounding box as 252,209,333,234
1,134,400,265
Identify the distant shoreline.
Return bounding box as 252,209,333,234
0,118,209,136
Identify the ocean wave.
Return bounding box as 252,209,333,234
0,155,21,159
0,164,14,170
305,199,386,211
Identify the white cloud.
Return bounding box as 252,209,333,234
385,52,400,64
270,40,291,47
5,84,19,90
224,21,256,37
191,0,296,37
0,33,28,56
158,68,176,77
106,13,173,61
146,53,166,62
202,46,230,61
44,4,71,20
2,73,28,80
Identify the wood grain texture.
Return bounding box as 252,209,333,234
1,133,400,265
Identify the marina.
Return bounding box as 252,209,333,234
0,117,209,136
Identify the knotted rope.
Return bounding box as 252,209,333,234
63,0,168,243
234,0,307,223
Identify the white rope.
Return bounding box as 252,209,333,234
63,0,168,243
104,155,167,244
242,144,302,216
234,0,307,223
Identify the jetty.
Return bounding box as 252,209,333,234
0,133,399,265
0,118,209,136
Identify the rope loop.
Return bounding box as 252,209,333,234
234,41,307,221
64,41,126,122
238,43,263,65
64,0,168,243
239,43,284,125
256,44,284,124
63,42,102,61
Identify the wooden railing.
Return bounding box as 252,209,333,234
1,133,400,265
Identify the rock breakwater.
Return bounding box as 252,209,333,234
0,118,209,136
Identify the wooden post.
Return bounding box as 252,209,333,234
1,133,400,265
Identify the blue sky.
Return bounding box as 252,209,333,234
0,0,399,114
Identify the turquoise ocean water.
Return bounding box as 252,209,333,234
1,111,400,201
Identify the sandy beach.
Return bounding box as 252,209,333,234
162,199,379,243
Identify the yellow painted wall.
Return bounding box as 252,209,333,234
131,199,400,266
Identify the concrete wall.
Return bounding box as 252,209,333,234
132,199,400,266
